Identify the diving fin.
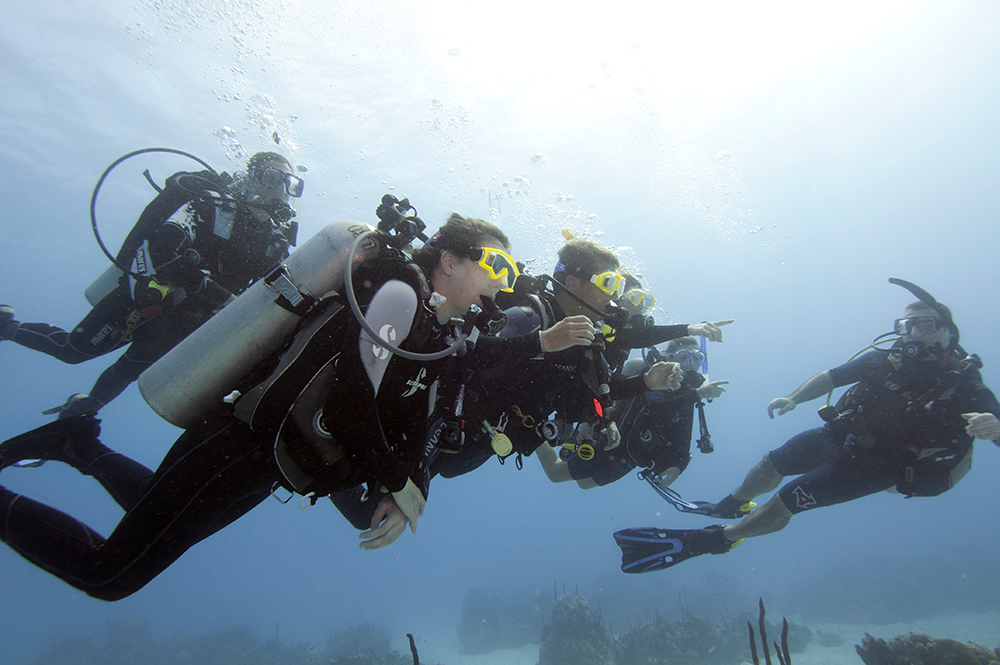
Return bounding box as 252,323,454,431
613,525,735,574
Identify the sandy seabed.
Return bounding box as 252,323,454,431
412,609,1000,665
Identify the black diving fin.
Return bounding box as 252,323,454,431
613,525,736,574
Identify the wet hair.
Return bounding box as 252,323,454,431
411,213,510,272
247,151,292,175
553,239,619,281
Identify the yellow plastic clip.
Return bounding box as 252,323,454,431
511,405,535,428
146,278,171,300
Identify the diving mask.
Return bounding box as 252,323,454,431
893,316,943,336
590,271,626,298
672,348,705,371
257,166,304,198
469,247,519,292
623,288,656,309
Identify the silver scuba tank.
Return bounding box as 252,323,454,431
85,265,125,305
138,220,378,428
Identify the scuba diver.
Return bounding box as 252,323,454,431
429,237,688,481
614,279,1000,574
536,336,729,489
0,151,301,417
327,237,691,531
0,207,513,601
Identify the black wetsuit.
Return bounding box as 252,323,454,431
429,292,654,479
331,293,697,528
567,365,706,486
0,257,447,600
4,170,295,408
770,349,1000,514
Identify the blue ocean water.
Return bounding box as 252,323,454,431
1,1,999,663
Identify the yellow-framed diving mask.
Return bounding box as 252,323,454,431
470,247,520,292
590,271,626,298
623,288,656,309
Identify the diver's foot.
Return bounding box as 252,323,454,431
0,305,16,340
684,525,737,556
692,494,757,520
0,415,102,473
41,394,106,419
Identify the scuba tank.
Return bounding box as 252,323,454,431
85,265,125,306
138,220,379,428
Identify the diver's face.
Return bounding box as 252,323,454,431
568,261,618,313
898,305,952,350
671,341,703,372
244,158,294,205
435,235,509,319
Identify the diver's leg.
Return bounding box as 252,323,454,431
0,416,153,510
0,417,276,601
698,427,831,518
724,450,897,544
730,453,784,501
2,288,136,363
722,493,794,541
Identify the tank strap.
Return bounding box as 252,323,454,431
264,263,316,316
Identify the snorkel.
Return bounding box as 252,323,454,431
882,277,961,360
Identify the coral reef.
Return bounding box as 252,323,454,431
538,592,758,665
856,631,1000,665
744,599,792,665
326,622,393,661
538,592,617,665
458,588,544,654
29,619,422,665
616,613,747,665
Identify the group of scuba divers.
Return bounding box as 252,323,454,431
0,149,998,601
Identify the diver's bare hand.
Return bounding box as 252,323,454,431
540,315,596,352
767,397,796,419
962,412,1000,441
697,380,729,400
687,319,735,343
359,496,408,550
644,361,684,391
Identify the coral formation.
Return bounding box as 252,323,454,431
538,592,758,665
326,622,393,661
616,613,747,665
29,619,423,665
538,592,617,665
856,631,1000,665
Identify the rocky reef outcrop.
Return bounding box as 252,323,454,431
856,631,1000,665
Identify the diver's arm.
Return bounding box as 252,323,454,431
607,361,682,399
767,370,835,419
471,314,595,369
535,444,573,483
607,324,690,351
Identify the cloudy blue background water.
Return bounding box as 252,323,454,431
2,1,999,662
